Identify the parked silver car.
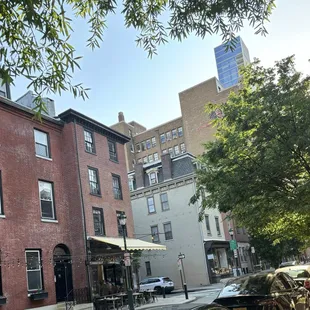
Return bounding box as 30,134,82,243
139,276,174,294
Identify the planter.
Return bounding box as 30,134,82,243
0,296,6,305
28,291,48,300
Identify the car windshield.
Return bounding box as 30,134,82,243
218,274,272,298
163,277,172,282
284,269,310,278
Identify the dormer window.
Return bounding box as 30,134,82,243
146,168,159,185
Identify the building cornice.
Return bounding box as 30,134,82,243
58,109,130,144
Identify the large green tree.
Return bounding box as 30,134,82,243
1,0,276,113
191,56,310,246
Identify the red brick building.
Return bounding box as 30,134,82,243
0,96,136,310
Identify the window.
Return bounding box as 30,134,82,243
160,193,169,211
39,181,55,220
0,171,3,215
93,208,105,236
108,140,118,162
154,153,159,161
146,139,151,149
116,211,127,236
151,225,159,242
34,129,50,158
143,157,148,164
180,143,186,153
137,158,142,164
141,141,146,151
148,154,153,162
149,172,158,185
112,175,122,200
163,222,173,240
147,197,156,213
168,148,174,157
130,143,134,153
84,130,95,153
88,168,101,195
215,217,221,236
162,149,168,154
178,127,183,137
174,145,180,155
205,215,211,235
172,129,177,139
136,143,141,152
166,131,172,141
145,261,152,276
160,134,166,144
26,250,43,291
128,178,136,191
151,137,156,147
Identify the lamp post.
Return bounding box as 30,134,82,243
229,228,240,276
118,213,134,310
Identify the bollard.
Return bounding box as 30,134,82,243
162,286,166,299
184,283,188,300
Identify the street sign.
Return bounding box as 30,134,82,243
177,259,182,270
233,249,238,258
178,253,185,260
251,247,255,254
230,240,237,250
124,252,131,266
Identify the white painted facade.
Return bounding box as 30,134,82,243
130,173,228,288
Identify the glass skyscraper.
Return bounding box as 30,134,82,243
214,36,250,89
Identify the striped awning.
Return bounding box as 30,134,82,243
89,236,166,251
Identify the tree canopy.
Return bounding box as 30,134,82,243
1,0,275,113
191,56,310,246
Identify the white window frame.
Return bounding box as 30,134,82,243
163,222,173,240
38,181,55,220
174,145,180,155
25,250,43,292
172,129,177,139
180,143,186,153
160,134,166,144
151,137,156,147
160,193,169,211
147,197,156,214
205,215,211,236
148,154,154,162
153,153,159,161
178,127,183,137
166,131,172,141
34,129,50,158
215,216,221,236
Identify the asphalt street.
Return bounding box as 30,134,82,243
150,288,222,310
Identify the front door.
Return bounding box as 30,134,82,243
54,261,73,302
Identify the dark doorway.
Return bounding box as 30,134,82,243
54,244,74,302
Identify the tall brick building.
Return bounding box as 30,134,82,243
0,94,162,310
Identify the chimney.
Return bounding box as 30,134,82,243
161,153,172,181
118,112,125,122
134,163,145,189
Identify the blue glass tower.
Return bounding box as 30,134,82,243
214,36,250,89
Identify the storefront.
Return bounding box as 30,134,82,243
87,236,166,297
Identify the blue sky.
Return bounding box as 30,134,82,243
12,0,310,129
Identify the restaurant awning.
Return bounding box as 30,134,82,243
88,236,166,251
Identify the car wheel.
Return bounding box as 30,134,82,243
155,286,162,294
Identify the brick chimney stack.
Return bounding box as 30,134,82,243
134,163,145,189
161,153,172,181
118,112,125,122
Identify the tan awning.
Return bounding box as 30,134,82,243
89,236,166,251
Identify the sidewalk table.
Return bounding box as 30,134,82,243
133,292,144,306
104,296,121,310
115,293,127,308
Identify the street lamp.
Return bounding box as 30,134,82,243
229,228,240,276
118,213,134,310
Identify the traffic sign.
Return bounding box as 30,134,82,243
177,259,182,270
230,240,237,250
178,253,185,260
124,252,131,266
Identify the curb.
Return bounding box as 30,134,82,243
137,297,197,309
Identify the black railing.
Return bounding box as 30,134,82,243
73,287,91,305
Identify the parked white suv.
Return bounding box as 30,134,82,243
139,277,174,294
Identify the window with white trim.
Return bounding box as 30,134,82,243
174,145,180,155
180,143,186,153
205,215,211,235
168,147,174,157
172,129,177,139
153,153,159,161
141,141,146,151
160,134,166,144
136,143,141,152
84,130,95,153
160,193,169,211
151,225,159,242
162,149,167,154
26,250,43,291
93,208,105,236
151,137,156,147
148,154,153,162
88,168,101,195
215,216,221,236
147,197,156,214
163,222,173,240
34,129,50,158
149,172,158,185
143,157,148,164
178,127,183,137
39,181,55,220
146,139,151,149
166,131,172,141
